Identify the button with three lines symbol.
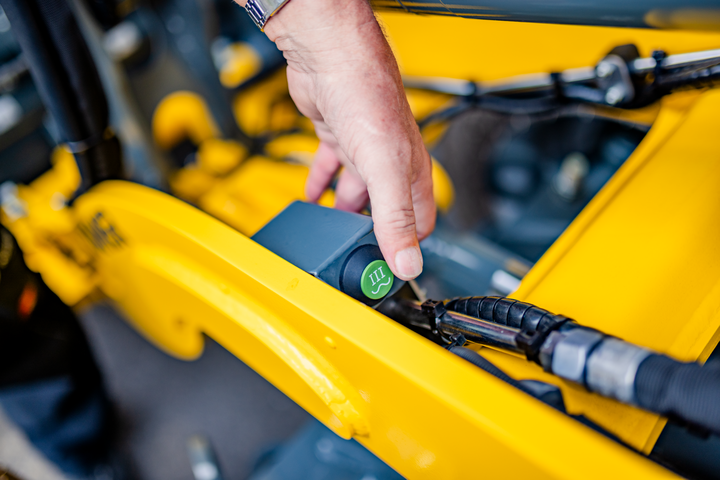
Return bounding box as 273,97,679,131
360,260,394,300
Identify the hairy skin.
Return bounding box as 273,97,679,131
236,0,435,280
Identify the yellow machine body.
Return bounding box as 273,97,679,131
70,181,676,479
5,11,720,479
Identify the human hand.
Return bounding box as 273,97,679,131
236,0,435,280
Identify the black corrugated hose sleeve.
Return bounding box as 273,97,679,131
635,354,720,435
445,296,568,334
1,0,122,191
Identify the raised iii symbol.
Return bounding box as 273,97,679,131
360,260,394,300
368,265,386,286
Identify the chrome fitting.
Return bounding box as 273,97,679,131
550,328,605,384
586,338,651,405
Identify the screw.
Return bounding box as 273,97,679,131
596,61,614,79
605,85,625,105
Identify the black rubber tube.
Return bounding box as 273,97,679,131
635,354,720,435
450,298,720,435
1,0,122,191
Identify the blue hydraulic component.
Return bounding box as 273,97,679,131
248,420,404,480
418,225,532,300
252,201,404,306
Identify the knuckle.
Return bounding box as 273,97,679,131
375,207,416,236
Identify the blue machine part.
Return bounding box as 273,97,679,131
418,224,532,300
249,420,404,480
252,201,404,306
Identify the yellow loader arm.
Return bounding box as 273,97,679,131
65,180,673,479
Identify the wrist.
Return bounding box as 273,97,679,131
264,0,376,42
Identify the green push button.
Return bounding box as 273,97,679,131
360,260,394,300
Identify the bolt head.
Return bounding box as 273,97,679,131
596,61,614,78
605,86,624,105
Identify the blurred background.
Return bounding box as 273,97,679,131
1,0,720,478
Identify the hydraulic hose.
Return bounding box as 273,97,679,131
1,0,123,192
390,295,720,436
635,354,720,434
379,297,523,353
381,299,572,412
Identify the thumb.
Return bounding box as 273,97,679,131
366,164,424,281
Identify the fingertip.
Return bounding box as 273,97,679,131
306,143,340,202
393,245,423,280
305,179,324,203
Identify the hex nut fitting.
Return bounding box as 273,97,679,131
550,328,605,384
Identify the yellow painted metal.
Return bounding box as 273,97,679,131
264,133,320,166
430,158,454,214
368,14,720,453
404,88,455,145
152,91,220,150
196,138,249,176
405,89,453,120
232,68,301,135
169,166,216,204
153,87,454,233
171,151,452,237
198,156,335,236
169,138,250,202
68,180,677,479
1,148,95,306
8,10,720,477
491,88,720,453
217,42,263,89
378,12,720,80
0,89,707,480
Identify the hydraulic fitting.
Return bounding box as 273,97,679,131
585,338,651,405
547,327,605,383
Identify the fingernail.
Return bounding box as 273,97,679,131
394,246,423,280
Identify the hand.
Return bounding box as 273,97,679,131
236,0,436,280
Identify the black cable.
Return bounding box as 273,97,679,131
449,346,572,411
418,102,472,130
477,94,561,115
449,346,530,391
418,95,562,131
